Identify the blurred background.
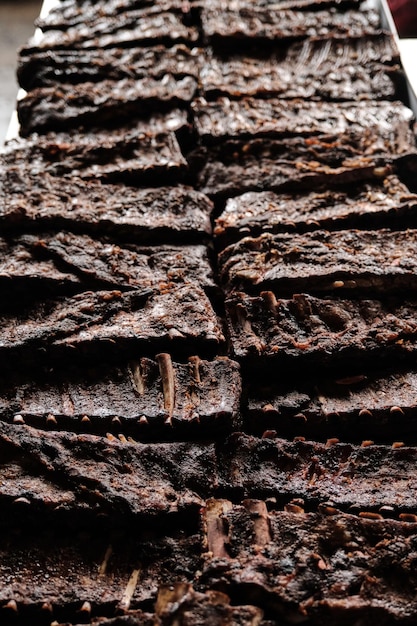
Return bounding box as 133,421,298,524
0,1,40,142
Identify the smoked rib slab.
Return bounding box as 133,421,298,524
219,229,417,295
201,7,381,44
2,113,188,184
0,234,215,296
0,356,241,435
192,98,415,144
214,176,417,246
17,76,197,136
0,285,224,366
0,174,213,244
246,367,417,442
225,292,417,369
201,34,401,100
18,44,200,90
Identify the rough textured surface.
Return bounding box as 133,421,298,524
193,138,414,199
202,501,417,625
246,367,417,442
2,112,188,183
219,229,417,295
201,35,400,100
0,174,213,244
214,176,417,246
201,8,381,44
18,44,200,90
0,233,215,296
18,75,197,135
0,285,224,366
23,10,199,52
192,98,415,144
225,291,417,369
0,356,241,436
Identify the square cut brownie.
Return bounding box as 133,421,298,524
192,98,415,144
214,176,417,246
225,291,417,369
246,367,417,443
0,173,213,244
0,232,215,296
201,7,381,44
2,112,188,184
219,229,417,295
18,44,201,90
0,285,224,366
18,75,197,136
1,355,241,436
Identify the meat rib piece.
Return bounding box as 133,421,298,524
23,11,199,53
0,232,215,296
201,7,381,44
214,176,417,246
219,229,417,295
192,98,415,144
2,113,188,184
18,76,197,136
0,356,241,436
0,285,224,366
0,173,213,244
201,500,417,624
18,44,200,90
225,291,417,369
0,423,216,522
246,367,417,442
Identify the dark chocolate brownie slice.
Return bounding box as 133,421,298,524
23,11,199,53
0,285,224,366
202,501,417,624
214,176,417,246
3,113,188,184
192,98,415,144
0,233,215,296
201,7,381,45
0,172,213,244
18,76,197,136
218,433,417,511
201,34,401,100
219,229,417,295
18,44,201,90
0,422,216,524
194,138,414,200
2,355,241,436
225,292,417,369
246,367,417,443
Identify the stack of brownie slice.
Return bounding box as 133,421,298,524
1,0,417,623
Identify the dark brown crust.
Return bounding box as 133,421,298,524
18,76,197,135
192,98,415,144
193,137,413,199
22,11,199,53
219,229,417,296
2,113,188,184
201,7,381,44
0,285,224,367
214,176,417,246
246,367,417,443
0,356,241,436
225,291,417,370
0,173,213,244
18,44,200,90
